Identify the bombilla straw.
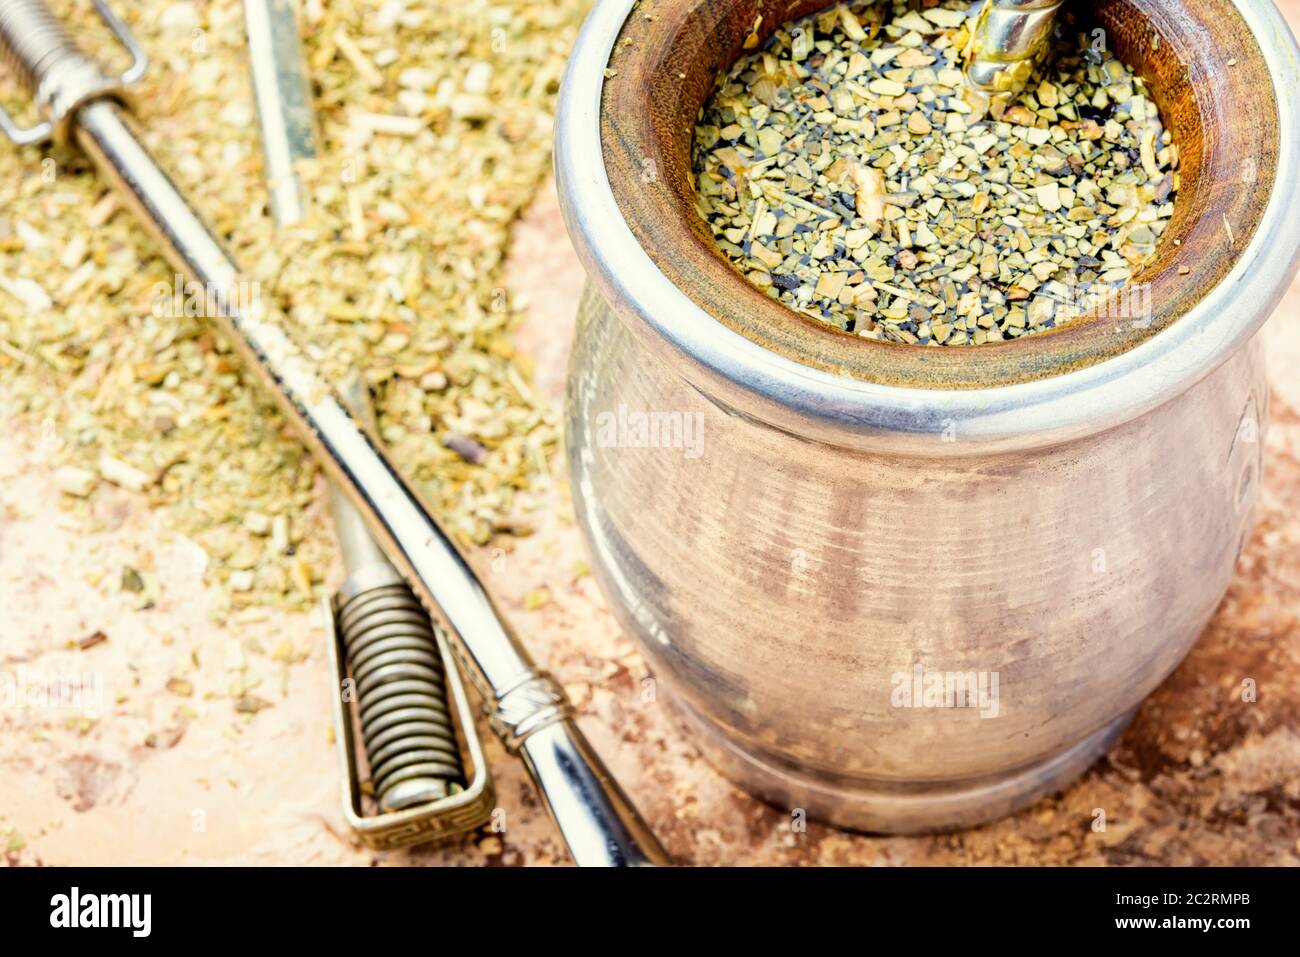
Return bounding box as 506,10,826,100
0,0,668,866
964,0,1064,107
244,0,478,818
243,0,318,229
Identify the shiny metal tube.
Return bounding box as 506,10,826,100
964,0,1064,100
245,0,468,814
0,0,666,864
70,99,665,866
328,379,469,812
243,0,317,227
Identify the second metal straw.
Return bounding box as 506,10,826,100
246,0,478,818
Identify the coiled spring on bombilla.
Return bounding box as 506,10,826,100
0,0,146,146
336,578,467,812
0,0,77,89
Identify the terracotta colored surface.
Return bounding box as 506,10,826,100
4,7,1300,866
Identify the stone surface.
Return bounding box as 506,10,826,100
3,7,1300,866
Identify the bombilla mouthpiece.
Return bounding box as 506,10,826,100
964,0,1064,103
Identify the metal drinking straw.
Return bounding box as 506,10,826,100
0,0,667,866
243,0,496,845
243,0,317,228
964,0,1064,104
